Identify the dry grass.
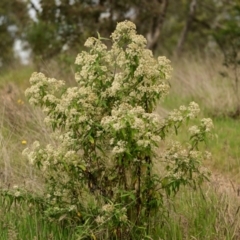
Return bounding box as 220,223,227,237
168,55,239,117
0,83,52,192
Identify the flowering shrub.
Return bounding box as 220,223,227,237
23,21,213,239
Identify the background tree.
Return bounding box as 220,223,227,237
175,0,198,57
0,0,29,70
27,0,107,69
26,0,171,67
1,0,238,77
26,0,231,61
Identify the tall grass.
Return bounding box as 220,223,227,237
0,193,75,240
164,55,239,117
0,83,52,190
1,184,239,239
157,186,240,240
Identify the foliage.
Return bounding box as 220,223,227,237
0,0,29,69
26,0,238,62
21,21,213,239
27,0,157,65
0,0,239,70
0,0,239,71
27,0,107,67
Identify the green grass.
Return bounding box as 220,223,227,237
1,185,239,240
209,117,240,178
0,195,75,240
156,187,240,240
0,65,34,90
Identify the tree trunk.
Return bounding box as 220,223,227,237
175,0,198,57
146,0,169,51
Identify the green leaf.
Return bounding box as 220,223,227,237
89,135,94,144
161,177,169,188
79,165,86,171
97,31,110,41
174,125,178,135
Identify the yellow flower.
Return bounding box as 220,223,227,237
21,140,27,145
17,99,24,105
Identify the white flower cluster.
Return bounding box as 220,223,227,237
22,141,41,165
126,34,147,55
157,56,173,80
102,203,114,212
112,140,127,154
164,141,184,159
188,125,200,135
76,20,170,112
25,72,65,106
101,103,162,156
205,151,212,159
201,118,214,132
163,141,203,182
95,204,127,226
188,118,213,136
187,102,200,118
110,20,137,42
168,102,200,124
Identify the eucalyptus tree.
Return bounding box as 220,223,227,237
0,0,29,69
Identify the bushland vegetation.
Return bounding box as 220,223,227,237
1,1,240,239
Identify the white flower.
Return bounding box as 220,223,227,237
95,215,105,224
179,105,187,111
201,118,214,132
84,37,96,48
68,205,77,212
187,102,200,118
119,214,128,222
111,20,136,41
168,109,184,122
189,150,199,159
14,191,21,197
112,141,127,154
136,139,150,148
189,125,200,135
205,151,212,160
102,204,114,212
